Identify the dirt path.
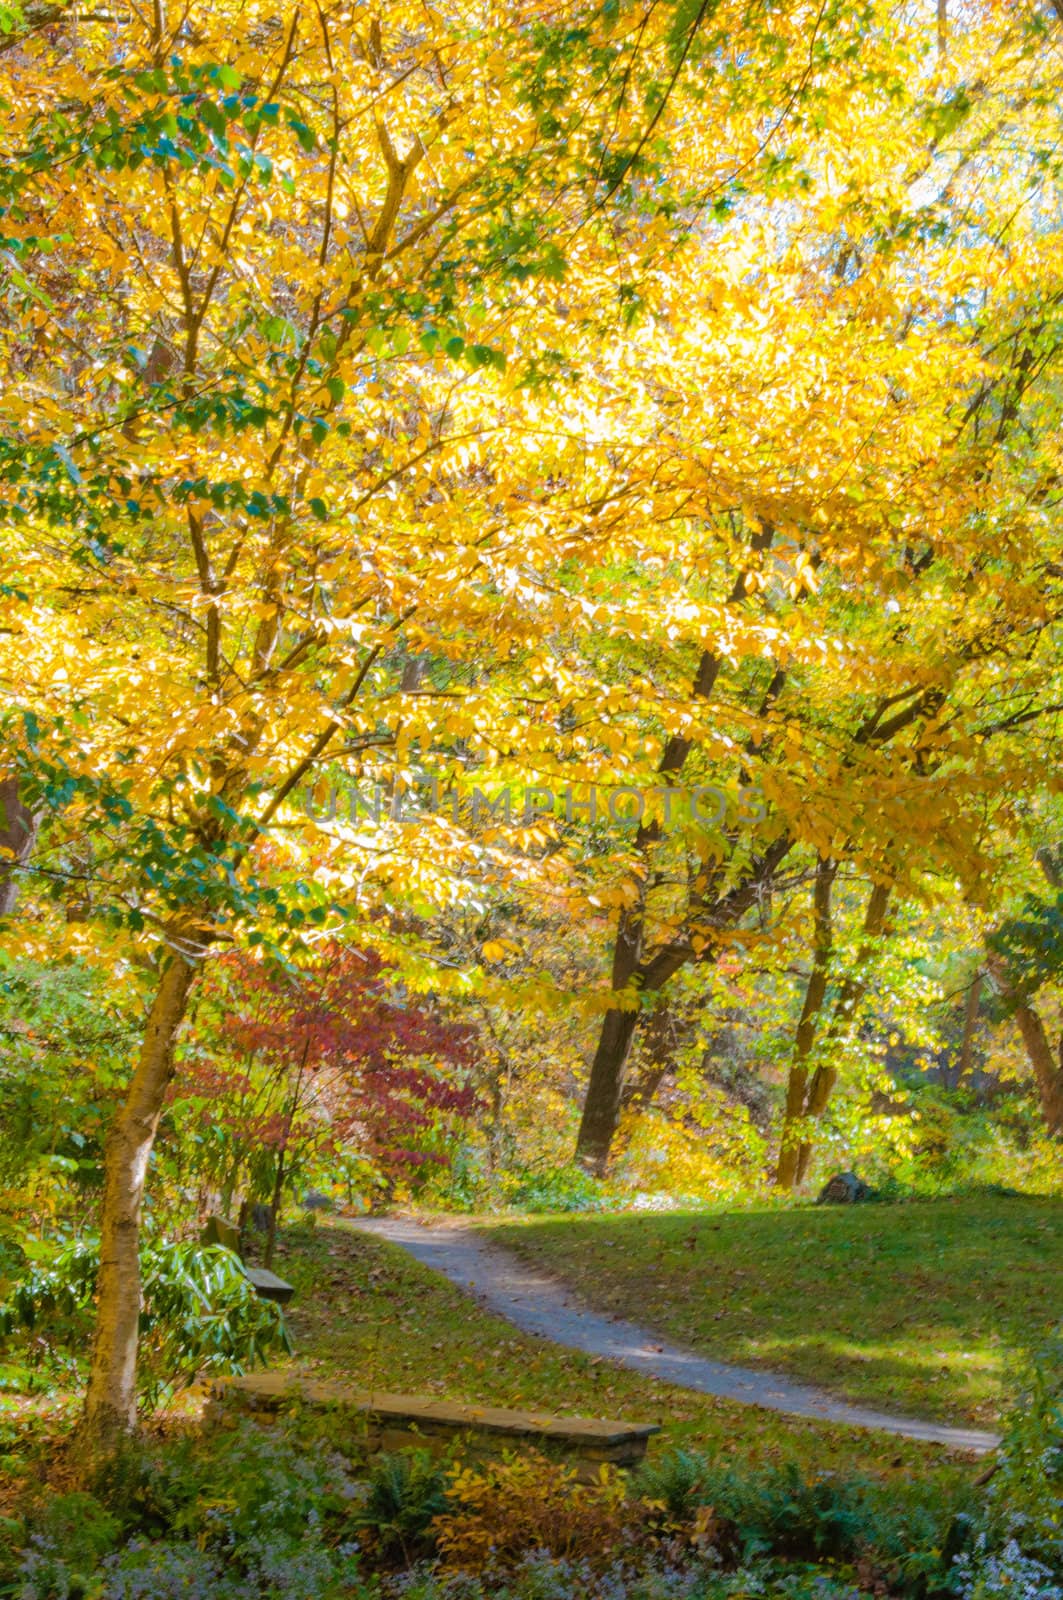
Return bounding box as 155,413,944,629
342,1215,1000,1455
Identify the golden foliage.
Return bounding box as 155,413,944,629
433,1450,638,1570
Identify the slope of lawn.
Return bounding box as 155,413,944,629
272,1219,983,1494
478,1194,1062,1428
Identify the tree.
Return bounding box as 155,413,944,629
0,779,39,917
775,857,837,1190
986,852,1063,1136
1,0,812,1451
179,944,477,1246
4,0,1063,1450
775,874,892,1189
566,1,1063,1171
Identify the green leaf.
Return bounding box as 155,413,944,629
286,113,316,152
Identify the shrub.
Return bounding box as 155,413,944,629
433,1451,639,1572
635,1453,969,1583
634,1449,714,1528
347,1448,451,1563
505,1166,604,1215
137,1242,292,1405
0,1241,290,1405
981,1329,1063,1569
0,1516,25,1594
10,1428,370,1600
95,1421,360,1546
12,1492,121,1600
423,1145,490,1213
632,1459,872,1565
0,1244,98,1348
96,1540,239,1600
707,1465,872,1563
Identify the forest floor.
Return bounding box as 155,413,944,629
272,1219,989,1494
477,1194,1062,1428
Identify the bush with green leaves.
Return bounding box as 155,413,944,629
946,1328,1063,1600
9,1492,121,1600
423,1145,492,1213
7,1397,1061,1600
983,1330,1063,1566
695,1464,872,1564
504,1164,604,1215
634,1449,716,1527
0,1518,24,1597
347,1448,452,1563
0,1239,290,1404
633,1452,971,1588
5,1424,369,1600
0,958,137,1260
81,1419,358,1537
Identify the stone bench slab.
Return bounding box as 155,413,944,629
208,1371,659,1470
241,1267,295,1305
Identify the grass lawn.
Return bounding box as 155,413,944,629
271,1218,985,1496
479,1194,1062,1428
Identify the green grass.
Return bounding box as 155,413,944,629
272,1218,985,1495
478,1195,1062,1428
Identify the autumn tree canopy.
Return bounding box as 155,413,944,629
1,0,1062,1457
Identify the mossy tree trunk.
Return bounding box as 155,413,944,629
777,876,891,1190
776,856,837,1189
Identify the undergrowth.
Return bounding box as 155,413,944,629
0,1330,1059,1600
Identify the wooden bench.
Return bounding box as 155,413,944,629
199,1215,295,1306
207,1372,659,1479
241,1266,294,1305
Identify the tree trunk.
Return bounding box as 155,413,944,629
486,1047,514,1173
0,777,39,917
955,971,983,1086
576,1005,642,1175
620,1004,689,1113
264,1035,311,1266
985,952,1063,1135
776,857,836,1189
793,1061,839,1185
1013,1003,1063,1135
79,948,197,1456
781,878,891,1189
983,846,1063,1135
575,833,793,1175
264,1151,285,1270
574,531,777,1177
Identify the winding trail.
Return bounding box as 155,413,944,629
342,1215,1000,1455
